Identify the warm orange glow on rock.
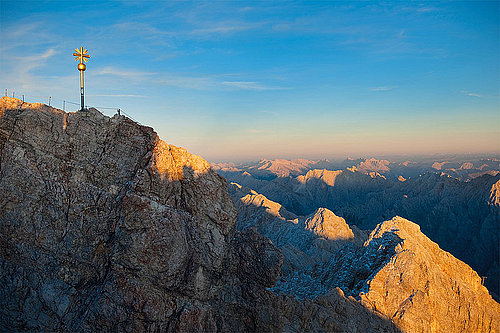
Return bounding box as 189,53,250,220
152,139,210,181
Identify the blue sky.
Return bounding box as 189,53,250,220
0,1,498,162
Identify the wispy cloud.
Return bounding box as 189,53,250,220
416,7,438,13
190,21,266,35
94,66,289,91
370,86,397,91
14,48,57,71
156,75,215,90
461,90,483,98
239,6,254,12
222,81,290,91
95,66,156,78
113,21,172,36
88,94,147,98
0,20,56,52
0,46,59,93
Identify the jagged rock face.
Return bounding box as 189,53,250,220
303,207,354,241
253,158,318,178
219,165,500,296
228,182,364,275
297,169,344,186
277,289,399,333
0,97,237,331
490,179,500,206
356,158,390,173
229,181,500,331
213,158,326,179
276,217,500,332
0,98,405,332
216,157,500,183
360,218,500,332
214,228,400,333
213,228,285,333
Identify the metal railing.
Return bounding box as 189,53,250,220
3,89,139,123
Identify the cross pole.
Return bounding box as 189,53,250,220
73,47,90,111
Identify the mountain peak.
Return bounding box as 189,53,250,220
367,216,421,243
356,158,390,173
490,179,500,206
359,216,500,332
0,96,246,331
303,208,354,241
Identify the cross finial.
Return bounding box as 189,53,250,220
73,47,90,64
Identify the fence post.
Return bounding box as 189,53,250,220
49,96,51,106
63,100,65,111
12,92,14,98
22,95,24,102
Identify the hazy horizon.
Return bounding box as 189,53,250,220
208,152,500,165
1,1,498,161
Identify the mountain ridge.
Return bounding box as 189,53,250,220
218,160,500,297
229,181,499,331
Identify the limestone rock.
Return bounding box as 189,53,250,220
275,216,500,332
0,97,403,332
228,182,363,275
278,289,399,333
0,97,236,331
218,163,500,296
490,179,500,206
356,158,390,173
361,217,500,332
303,207,354,241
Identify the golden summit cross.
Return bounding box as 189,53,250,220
73,47,90,111
73,47,90,63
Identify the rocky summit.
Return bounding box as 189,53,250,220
0,97,398,332
275,217,500,332
0,97,498,332
0,97,236,331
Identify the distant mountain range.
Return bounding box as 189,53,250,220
228,181,499,331
215,157,500,297
213,156,500,182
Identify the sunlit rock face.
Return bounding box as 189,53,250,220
490,179,500,206
228,181,500,332
213,158,326,179
275,217,500,332
228,182,366,275
356,158,390,173
303,207,354,241
360,217,499,332
229,181,500,331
